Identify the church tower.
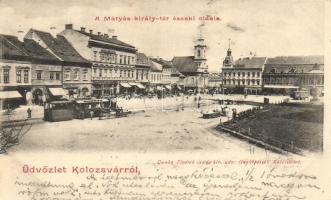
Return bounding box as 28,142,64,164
223,38,233,68
194,37,208,73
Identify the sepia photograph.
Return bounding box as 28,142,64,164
0,0,330,199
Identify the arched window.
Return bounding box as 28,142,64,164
197,49,201,57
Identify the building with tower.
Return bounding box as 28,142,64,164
221,39,266,94
172,37,209,93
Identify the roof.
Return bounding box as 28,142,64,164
0,34,30,61
32,29,91,67
151,58,173,68
266,56,324,65
234,57,267,69
136,52,151,67
150,60,163,72
77,30,135,49
0,34,61,65
172,56,198,73
264,56,324,73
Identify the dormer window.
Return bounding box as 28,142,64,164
271,68,277,73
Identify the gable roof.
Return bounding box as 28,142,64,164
0,34,61,65
151,58,173,68
234,57,267,69
266,56,324,65
172,56,198,73
136,52,151,67
0,34,30,62
31,29,91,67
77,30,135,49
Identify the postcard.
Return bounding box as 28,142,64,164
0,0,330,199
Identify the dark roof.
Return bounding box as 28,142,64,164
172,56,198,73
171,67,184,77
136,52,151,67
32,29,91,67
151,58,173,68
234,57,267,69
266,56,324,65
77,30,135,49
0,34,30,61
0,34,61,65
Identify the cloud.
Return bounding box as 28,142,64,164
226,23,245,32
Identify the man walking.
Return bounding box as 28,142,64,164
27,108,32,119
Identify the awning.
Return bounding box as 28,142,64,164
120,83,131,88
263,85,299,89
49,88,67,96
128,82,137,86
164,85,172,90
0,91,22,99
136,83,145,89
156,86,164,91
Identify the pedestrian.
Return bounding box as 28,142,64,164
27,108,32,118
89,110,94,120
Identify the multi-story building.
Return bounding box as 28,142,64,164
172,37,209,93
134,52,150,92
221,46,266,94
25,29,92,98
1,34,63,106
0,34,32,109
149,60,163,92
60,24,137,97
151,58,173,91
262,56,324,95
208,73,223,93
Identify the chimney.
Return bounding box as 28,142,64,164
97,32,101,36
17,30,24,42
65,24,73,30
89,29,93,34
50,26,57,37
80,27,86,32
104,33,109,38
112,35,117,40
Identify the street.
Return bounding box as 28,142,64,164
7,105,282,158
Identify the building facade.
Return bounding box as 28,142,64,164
0,34,32,109
1,34,63,106
221,46,266,94
172,37,209,93
25,29,92,98
262,56,324,95
60,24,137,97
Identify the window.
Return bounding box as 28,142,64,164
120,70,122,77
74,70,79,80
128,56,131,65
4,69,10,83
93,51,97,61
232,72,235,77
257,80,260,85
197,49,201,57
242,80,245,85
257,72,260,77
24,70,29,83
242,72,245,77
252,72,255,77
16,70,22,83
247,72,250,77
93,69,97,76
120,56,123,64
36,70,42,80
99,69,102,77
83,70,88,80
50,72,54,80
64,71,70,80
55,72,60,80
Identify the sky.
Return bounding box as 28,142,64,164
0,0,325,72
